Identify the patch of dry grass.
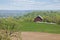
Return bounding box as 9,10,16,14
0,30,10,40
0,30,22,40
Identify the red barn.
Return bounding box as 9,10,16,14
34,15,43,22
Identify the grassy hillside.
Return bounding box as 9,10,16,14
19,22,60,34
18,11,60,24
0,11,60,33
0,10,60,40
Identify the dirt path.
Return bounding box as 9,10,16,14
1,30,60,40
21,32,60,40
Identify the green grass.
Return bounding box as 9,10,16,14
18,22,60,34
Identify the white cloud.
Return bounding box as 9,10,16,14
10,0,49,9
0,0,60,10
52,0,60,2
0,0,48,10
11,0,47,6
43,3,60,10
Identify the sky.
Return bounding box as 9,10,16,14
0,0,60,10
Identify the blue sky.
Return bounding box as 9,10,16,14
0,0,60,10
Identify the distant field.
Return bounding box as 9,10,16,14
19,22,60,34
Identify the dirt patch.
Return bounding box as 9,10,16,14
0,30,60,40
21,32,60,40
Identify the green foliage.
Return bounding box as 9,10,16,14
0,17,20,31
0,10,60,34
18,11,60,24
0,17,21,40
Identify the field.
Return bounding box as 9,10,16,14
1,22,60,40
18,22,60,34
0,10,60,40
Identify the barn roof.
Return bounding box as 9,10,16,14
37,15,43,19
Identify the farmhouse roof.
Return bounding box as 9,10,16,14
37,15,43,19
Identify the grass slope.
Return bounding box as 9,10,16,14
19,22,60,34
